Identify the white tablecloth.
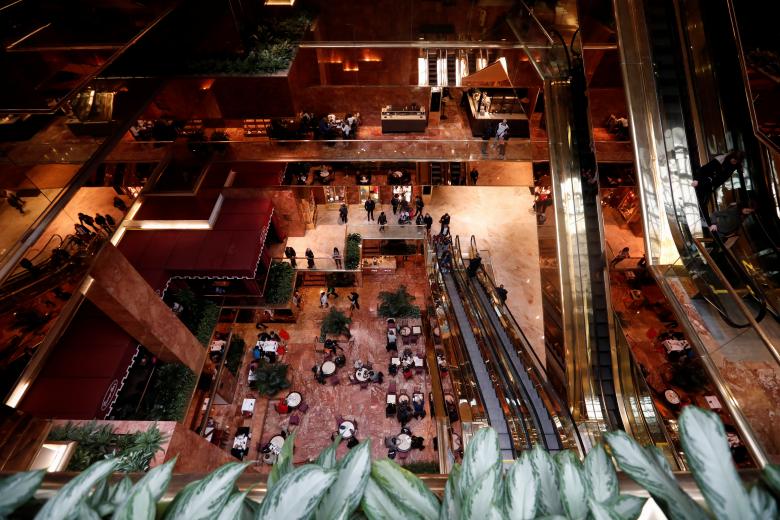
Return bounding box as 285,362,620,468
339,421,356,439
241,398,255,414
396,433,412,452
662,339,689,353
257,340,279,353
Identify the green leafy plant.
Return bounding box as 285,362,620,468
48,422,166,472
345,233,362,269
135,364,196,421
265,262,295,305
377,285,421,318
3,406,779,519
170,288,220,346
224,337,246,375
319,308,352,340
195,303,220,346
253,359,291,396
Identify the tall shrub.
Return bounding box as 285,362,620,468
265,262,295,304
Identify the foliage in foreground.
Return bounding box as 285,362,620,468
2,407,780,519
48,422,166,473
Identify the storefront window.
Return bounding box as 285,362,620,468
392,185,412,202
325,186,346,204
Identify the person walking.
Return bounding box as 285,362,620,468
305,248,315,269
709,202,754,242
378,211,387,232
470,168,479,185
466,255,482,277
94,214,110,233
494,119,509,148
364,198,376,221
332,247,342,269
104,214,116,229
285,245,297,268
610,247,630,268
692,151,745,215
391,194,400,215
292,290,302,309
113,196,128,212
348,291,360,310
423,213,433,234
439,213,451,235
414,195,424,216
4,191,26,214
339,203,348,224
78,213,99,232
320,291,329,308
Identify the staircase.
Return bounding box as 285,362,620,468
428,51,439,86
301,272,328,287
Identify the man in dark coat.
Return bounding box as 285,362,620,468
364,198,376,221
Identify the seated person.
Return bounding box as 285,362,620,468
334,354,346,367
252,346,262,360
259,332,271,341
411,435,425,450
386,402,397,416
388,363,398,376
371,371,384,384
386,340,398,352
412,397,425,418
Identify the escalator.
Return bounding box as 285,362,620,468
460,235,584,453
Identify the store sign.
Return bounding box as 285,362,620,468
101,380,119,411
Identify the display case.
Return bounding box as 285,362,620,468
465,88,530,138
381,105,427,133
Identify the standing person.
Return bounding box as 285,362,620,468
104,214,116,229
692,151,745,213
94,214,110,233
423,213,433,234
709,202,755,242
378,211,388,232
327,285,339,299
415,212,424,226
470,168,479,185
481,123,493,155
320,291,329,308
339,203,348,224
348,291,360,310
285,245,297,268
391,194,400,215
19,258,40,278
305,248,315,269
4,191,26,214
494,119,509,148
414,195,424,216
466,255,482,277
439,213,451,235
78,213,98,232
292,290,302,309
495,284,508,304
364,197,375,221
332,247,343,269
74,223,93,237
113,196,128,212
610,247,630,268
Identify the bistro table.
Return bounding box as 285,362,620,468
391,357,401,366
241,398,256,417
322,361,337,376
338,420,356,439
399,326,412,337
257,340,279,354
664,389,681,406
413,356,424,368
355,367,371,382
396,433,412,452
286,392,302,409
411,325,422,335
662,339,689,353
269,435,286,454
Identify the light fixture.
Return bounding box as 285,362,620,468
264,0,296,5
30,442,78,472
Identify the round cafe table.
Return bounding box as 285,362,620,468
269,435,285,454
338,420,356,439
399,326,411,337
322,361,336,376
664,389,681,406
355,368,371,382
286,392,302,409
396,433,412,452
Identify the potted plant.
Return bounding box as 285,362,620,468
320,308,352,341
253,359,291,396
264,262,295,305
344,233,362,269
377,285,421,318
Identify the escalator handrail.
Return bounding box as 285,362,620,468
466,235,585,455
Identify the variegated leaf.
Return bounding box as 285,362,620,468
604,495,649,520
88,478,109,509
585,444,618,504
163,462,249,520
646,446,674,479
748,486,777,520
504,452,537,519
316,440,371,520
0,469,45,516
111,477,133,506
459,428,500,499
131,457,176,502
441,463,462,520
216,489,251,520
605,430,707,520
34,459,119,520
462,466,498,520
316,435,342,469
678,407,757,520
78,502,101,520
556,450,588,520
371,460,440,520
256,464,336,520
112,484,154,520
529,445,564,516
361,478,421,520
763,464,780,499
268,432,296,491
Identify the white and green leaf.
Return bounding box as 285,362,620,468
530,445,563,516
216,489,251,520
316,435,341,470
441,463,461,520
316,440,371,520
268,432,296,491
361,477,421,520
585,444,618,504
748,486,777,520
112,485,155,520
503,453,537,520
462,466,498,520
606,430,707,520
678,407,757,520
111,477,133,506
0,469,45,517
34,459,119,520
556,450,588,520
371,460,440,520
131,457,176,502
763,464,780,498
459,427,500,499
256,464,336,520
162,461,248,520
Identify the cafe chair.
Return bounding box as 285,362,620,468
274,401,289,414
388,381,397,393
397,450,409,460
403,368,414,380
289,414,301,427
360,381,369,390
298,402,309,414
329,375,340,386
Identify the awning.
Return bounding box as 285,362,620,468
461,60,512,87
